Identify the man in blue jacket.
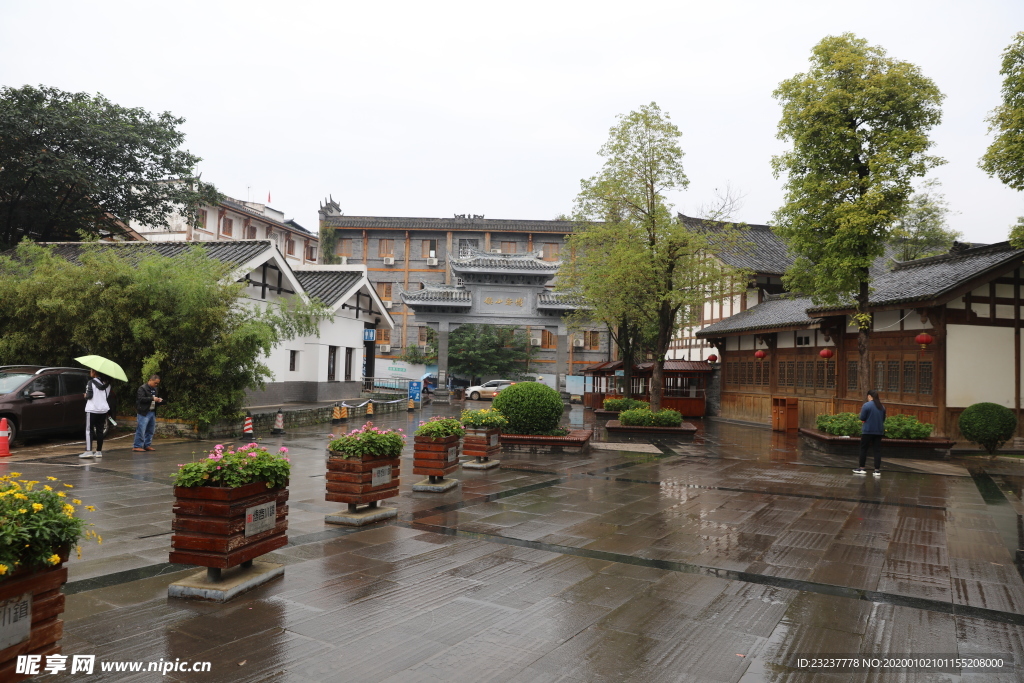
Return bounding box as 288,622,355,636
854,389,886,477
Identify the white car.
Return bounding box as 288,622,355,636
466,380,515,400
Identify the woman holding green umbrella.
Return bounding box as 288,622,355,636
75,356,128,459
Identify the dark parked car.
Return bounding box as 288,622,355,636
0,366,106,446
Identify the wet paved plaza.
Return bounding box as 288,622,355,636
7,406,1024,681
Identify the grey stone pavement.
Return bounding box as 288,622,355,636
7,405,1024,681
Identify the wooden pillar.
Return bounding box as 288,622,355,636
1016,268,1021,433
935,308,948,438
484,232,491,252
362,230,368,265
528,233,533,252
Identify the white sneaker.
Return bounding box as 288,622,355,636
78,451,95,459
873,470,881,478
93,451,102,457
852,468,867,475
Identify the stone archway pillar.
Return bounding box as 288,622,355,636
553,324,569,397
434,321,450,405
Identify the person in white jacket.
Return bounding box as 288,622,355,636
81,370,111,458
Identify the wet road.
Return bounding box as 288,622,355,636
6,405,1024,681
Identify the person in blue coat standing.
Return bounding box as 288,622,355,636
854,389,886,477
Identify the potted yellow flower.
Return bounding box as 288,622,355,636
0,473,99,681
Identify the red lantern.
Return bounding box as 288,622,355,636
707,354,718,363
819,348,834,359
915,332,934,350
754,350,766,360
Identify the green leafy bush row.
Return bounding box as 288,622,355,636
603,398,650,412
415,417,465,439
815,412,934,439
619,407,684,427
959,402,1018,454
493,382,564,434
172,442,291,487
328,422,405,459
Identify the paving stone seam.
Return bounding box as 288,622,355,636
399,520,1024,627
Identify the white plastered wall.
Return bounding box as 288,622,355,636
946,324,1015,408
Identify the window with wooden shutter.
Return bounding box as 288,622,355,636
903,361,917,395
221,217,233,236
501,242,517,254
918,362,933,395
816,361,825,389
377,282,393,300
541,243,560,261
377,329,391,344
826,361,835,389
378,239,394,256
847,361,858,392
887,361,900,393
541,329,556,349
198,209,208,230
336,238,352,256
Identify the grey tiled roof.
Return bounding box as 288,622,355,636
293,270,362,306
809,242,1024,313
32,240,274,267
696,294,820,337
401,285,472,306
322,215,576,234
537,291,585,309
451,249,560,272
681,214,793,276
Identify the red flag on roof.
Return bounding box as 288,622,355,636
267,192,271,204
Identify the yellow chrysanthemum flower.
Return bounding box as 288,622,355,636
56,492,66,498
0,564,7,575
47,554,61,565
63,504,75,515
14,493,27,500
9,473,20,477
31,503,43,512
43,485,52,491
63,484,74,489
85,505,95,512
46,476,57,481
17,508,26,514
72,499,82,505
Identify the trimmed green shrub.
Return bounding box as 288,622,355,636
959,402,1018,454
492,382,564,434
816,413,862,437
619,407,683,427
884,414,933,440
603,398,649,412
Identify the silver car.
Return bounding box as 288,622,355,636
466,380,515,400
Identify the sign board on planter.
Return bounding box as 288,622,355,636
447,446,459,462
372,465,392,487
490,433,500,446
0,593,31,651
245,501,277,537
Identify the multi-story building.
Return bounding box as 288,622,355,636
318,200,609,381
132,195,319,269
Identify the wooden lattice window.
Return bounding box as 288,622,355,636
903,361,917,395
796,361,804,387
754,361,762,386
847,361,858,392
919,361,933,395
762,362,770,386
786,362,795,387
816,361,826,389
874,361,885,391
887,361,900,393
826,361,835,389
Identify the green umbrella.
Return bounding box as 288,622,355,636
75,355,128,382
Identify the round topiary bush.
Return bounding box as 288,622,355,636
492,382,564,434
959,402,1018,454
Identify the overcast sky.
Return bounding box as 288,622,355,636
2,0,1022,243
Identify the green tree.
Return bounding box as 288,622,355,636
980,32,1024,246
0,85,219,248
890,180,961,261
448,324,529,380
772,33,944,391
565,103,748,410
399,327,437,365
0,242,324,427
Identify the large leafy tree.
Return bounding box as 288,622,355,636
0,85,218,248
447,324,529,380
0,242,324,427
564,103,747,410
890,180,961,261
980,32,1024,245
772,34,944,391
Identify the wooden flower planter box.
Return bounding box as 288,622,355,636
462,428,500,463
169,481,289,570
605,420,697,436
0,553,68,683
326,451,401,509
799,428,955,460
413,434,461,478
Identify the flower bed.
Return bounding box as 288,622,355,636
461,409,505,467
799,428,955,460
499,430,593,454
326,423,404,510
169,444,290,571
605,420,697,436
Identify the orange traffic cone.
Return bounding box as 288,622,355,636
366,401,374,416
0,418,11,457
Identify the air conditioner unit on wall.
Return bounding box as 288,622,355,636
426,257,439,266
572,339,584,347
530,338,542,346
382,256,395,265
383,301,393,309
490,249,502,254
380,345,391,353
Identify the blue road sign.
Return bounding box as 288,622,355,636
363,329,376,342
408,380,422,402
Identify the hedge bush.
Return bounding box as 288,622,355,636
492,382,564,434
619,407,683,427
603,397,649,412
816,413,862,436
959,402,1017,454
884,414,933,440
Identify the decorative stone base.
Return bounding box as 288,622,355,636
462,459,501,470
168,560,284,602
325,506,398,526
412,477,459,492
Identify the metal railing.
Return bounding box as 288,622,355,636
361,376,412,394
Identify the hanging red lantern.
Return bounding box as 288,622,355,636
707,354,718,363
914,332,934,350
819,348,834,360
754,350,766,360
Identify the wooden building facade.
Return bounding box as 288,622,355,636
697,242,1024,439
583,360,713,417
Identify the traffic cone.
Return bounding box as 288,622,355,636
0,418,10,457
271,409,285,435
408,398,415,411
242,414,254,437
366,401,374,416
332,403,342,424
340,405,348,419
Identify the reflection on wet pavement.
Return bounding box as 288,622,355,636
7,406,1024,680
